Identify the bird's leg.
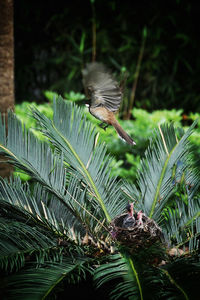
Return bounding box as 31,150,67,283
99,122,109,131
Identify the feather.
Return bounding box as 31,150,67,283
82,62,122,112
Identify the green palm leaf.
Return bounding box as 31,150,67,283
0,110,99,231
94,254,139,300
0,200,61,272
0,175,94,273
94,253,195,300
31,97,125,222
6,258,93,300
0,177,64,234
122,121,198,221
161,256,200,300
0,98,199,299
162,197,200,250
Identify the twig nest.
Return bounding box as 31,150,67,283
110,212,163,251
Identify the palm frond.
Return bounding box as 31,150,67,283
0,177,88,272
0,99,200,299
0,200,61,272
162,197,200,251
0,101,126,228
6,257,93,300
159,158,200,251
31,97,126,222
0,112,68,207
122,121,198,221
94,252,197,300
0,110,101,233
0,177,68,235
160,255,200,300
94,254,142,300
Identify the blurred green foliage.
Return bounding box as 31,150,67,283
14,1,200,184
15,95,200,182
44,90,85,103
15,0,200,113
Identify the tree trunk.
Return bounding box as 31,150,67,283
0,0,14,178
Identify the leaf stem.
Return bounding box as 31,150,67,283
149,121,197,218
149,126,177,218
52,124,111,222
128,258,143,300
149,147,173,218
161,269,189,300
158,124,169,155
42,272,66,299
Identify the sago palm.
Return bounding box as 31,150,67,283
0,97,199,300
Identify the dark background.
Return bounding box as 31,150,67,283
14,0,200,112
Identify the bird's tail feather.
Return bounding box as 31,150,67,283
113,121,136,145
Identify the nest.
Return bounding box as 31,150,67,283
110,212,163,252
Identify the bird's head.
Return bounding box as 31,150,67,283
126,202,134,217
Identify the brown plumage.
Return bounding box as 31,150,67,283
82,62,136,145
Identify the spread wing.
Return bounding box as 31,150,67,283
82,62,122,112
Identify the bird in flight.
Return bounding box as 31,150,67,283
82,62,136,145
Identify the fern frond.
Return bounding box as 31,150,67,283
122,121,198,221
31,97,125,222
0,177,68,234
94,254,142,300
0,111,102,233
162,197,200,251
0,177,90,272
0,201,61,272
160,255,200,300
6,257,93,300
